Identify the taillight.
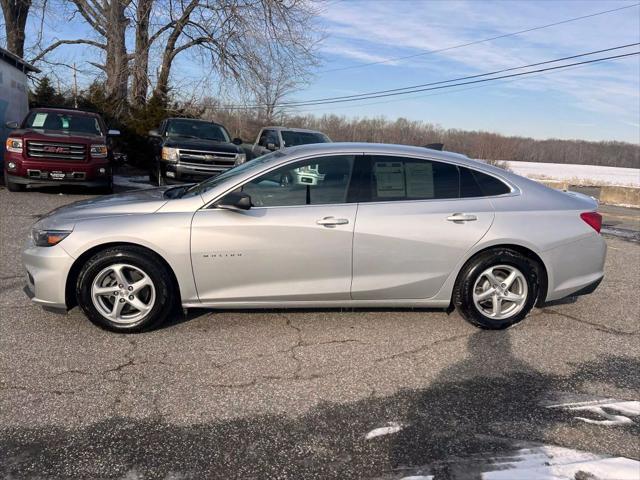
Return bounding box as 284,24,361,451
580,211,602,233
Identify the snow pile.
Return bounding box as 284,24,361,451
481,445,639,480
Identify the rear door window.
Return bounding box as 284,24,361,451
353,156,460,202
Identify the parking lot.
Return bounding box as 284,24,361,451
1,181,639,479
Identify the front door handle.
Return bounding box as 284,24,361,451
317,216,349,227
447,213,477,222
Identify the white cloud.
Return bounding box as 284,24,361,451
317,0,640,127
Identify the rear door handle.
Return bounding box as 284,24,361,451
446,213,477,222
317,216,349,227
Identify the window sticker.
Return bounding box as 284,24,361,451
405,162,434,198
374,161,405,197
61,116,70,129
32,113,48,128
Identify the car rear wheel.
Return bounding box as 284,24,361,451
76,246,175,332
453,248,540,329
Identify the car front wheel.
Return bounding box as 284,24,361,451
76,246,175,332
453,248,540,329
5,177,25,191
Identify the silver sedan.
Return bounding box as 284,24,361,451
23,143,606,332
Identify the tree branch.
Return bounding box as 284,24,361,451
71,0,107,36
31,39,107,64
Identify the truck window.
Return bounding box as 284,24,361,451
281,131,330,147
166,119,230,142
24,111,103,136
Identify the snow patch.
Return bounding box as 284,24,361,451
504,161,640,187
481,445,639,480
365,422,404,440
113,175,154,190
545,399,640,426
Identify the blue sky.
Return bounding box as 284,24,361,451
22,0,640,143
303,0,640,143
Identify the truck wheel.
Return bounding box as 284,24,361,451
5,177,25,192
149,164,164,186
97,179,113,195
96,171,114,194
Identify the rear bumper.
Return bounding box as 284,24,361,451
22,242,74,309
542,233,607,302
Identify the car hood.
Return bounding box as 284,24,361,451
163,137,241,153
12,128,106,142
34,188,170,231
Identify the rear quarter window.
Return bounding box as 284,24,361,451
459,166,511,197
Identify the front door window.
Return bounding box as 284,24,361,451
242,155,356,207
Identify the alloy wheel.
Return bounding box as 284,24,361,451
91,263,156,324
472,264,528,321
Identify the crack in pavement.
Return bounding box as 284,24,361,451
375,333,469,363
541,308,638,336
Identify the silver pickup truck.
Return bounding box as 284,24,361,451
250,126,331,158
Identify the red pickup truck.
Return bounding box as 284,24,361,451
3,107,118,192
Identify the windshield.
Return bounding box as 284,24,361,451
181,150,286,198
166,119,230,142
24,111,103,136
281,131,330,147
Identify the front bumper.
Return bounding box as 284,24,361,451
161,162,230,183
4,152,111,187
22,242,75,309
6,173,110,188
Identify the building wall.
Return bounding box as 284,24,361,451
0,62,29,167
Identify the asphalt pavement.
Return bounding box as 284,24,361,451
1,181,638,479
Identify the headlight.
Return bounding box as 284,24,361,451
161,147,179,162
90,144,108,158
235,153,247,165
6,137,23,153
32,229,72,247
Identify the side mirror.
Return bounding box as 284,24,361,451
113,152,127,165
266,142,278,151
232,137,243,145
215,191,251,211
108,129,120,136
5,121,18,129
148,129,161,138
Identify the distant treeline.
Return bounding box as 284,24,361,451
208,111,639,169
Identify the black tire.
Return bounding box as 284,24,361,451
76,246,175,332
5,177,25,191
453,248,540,330
149,162,164,186
96,174,114,195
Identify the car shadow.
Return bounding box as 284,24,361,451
2,328,637,479
156,306,450,331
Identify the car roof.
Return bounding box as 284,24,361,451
31,107,101,117
263,126,326,134
280,142,474,164
166,117,223,125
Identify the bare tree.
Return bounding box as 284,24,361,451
1,0,31,57
130,0,153,107
28,0,319,116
